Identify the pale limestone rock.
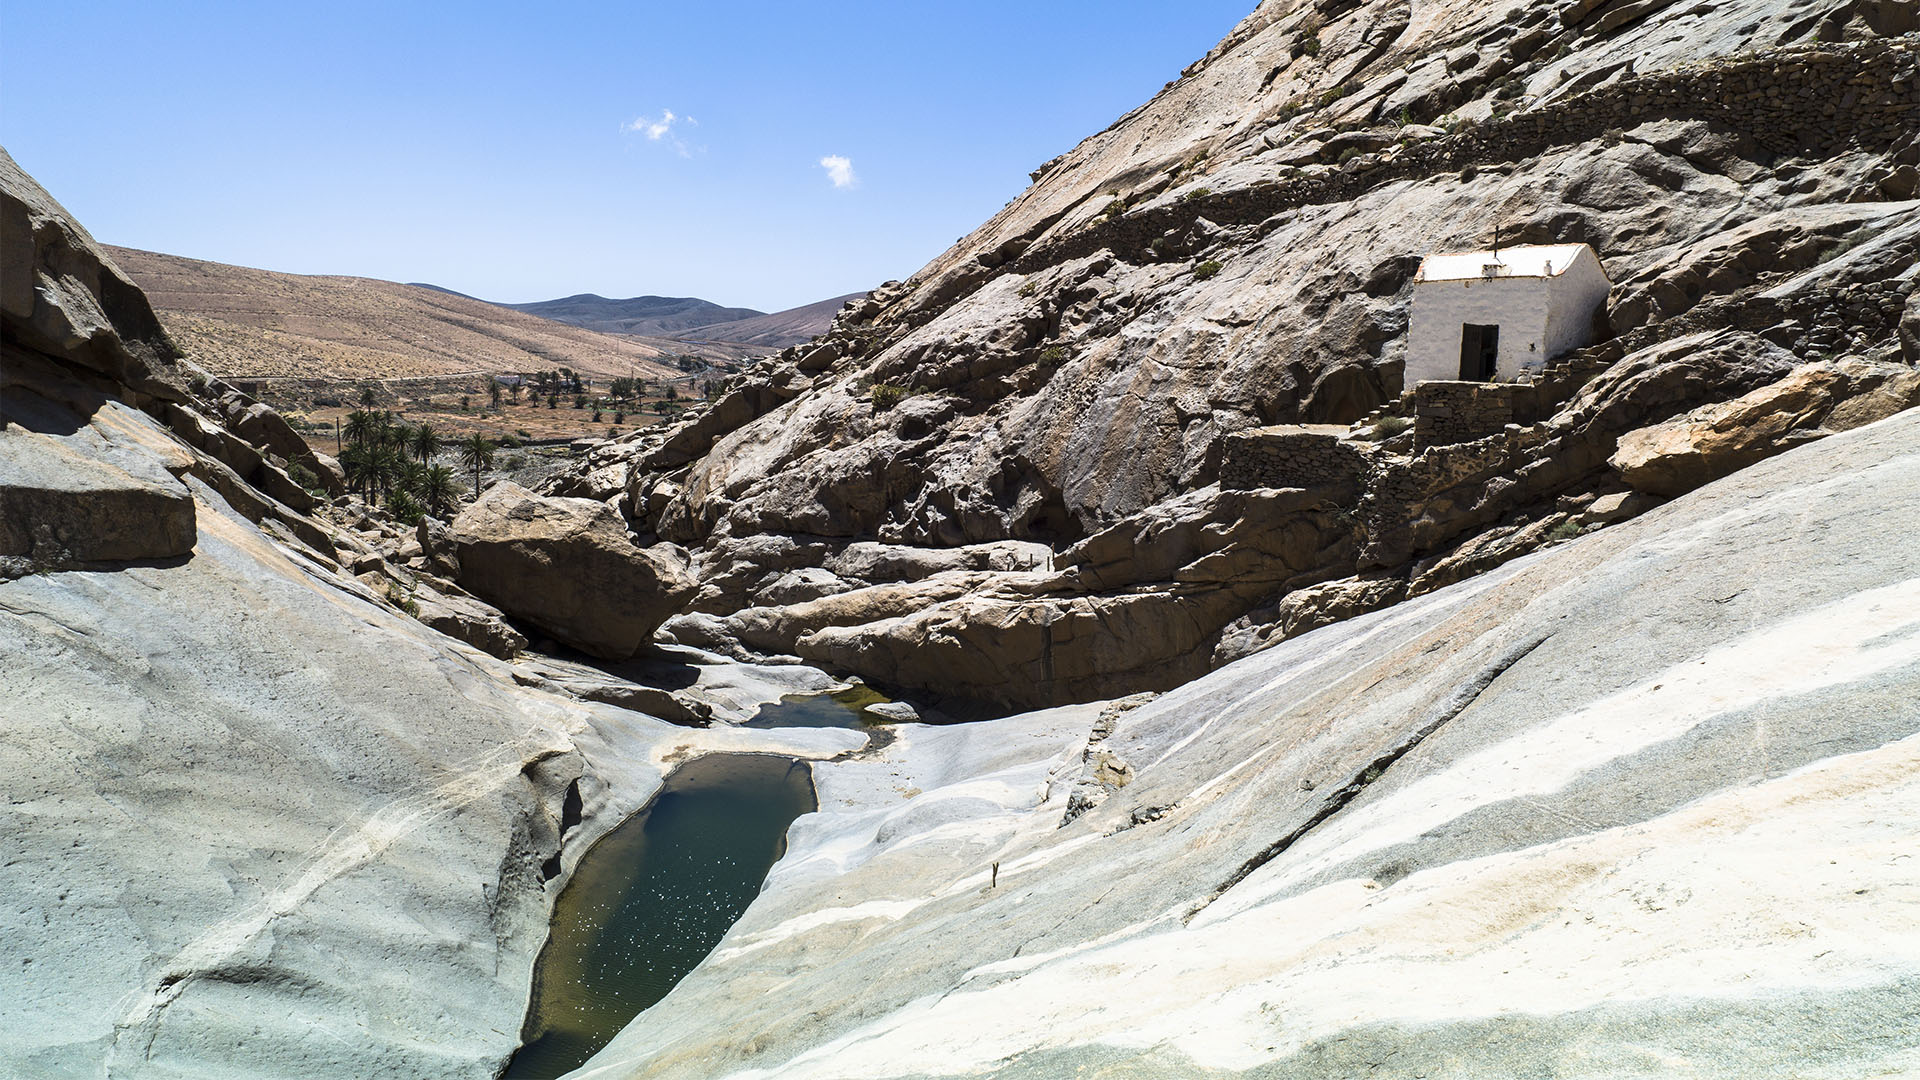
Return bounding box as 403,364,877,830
574,408,1920,1080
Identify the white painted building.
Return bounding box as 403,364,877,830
1404,243,1611,384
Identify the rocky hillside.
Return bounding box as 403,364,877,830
545,0,1920,711
109,246,744,381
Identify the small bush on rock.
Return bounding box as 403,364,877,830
1193,259,1224,281
385,489,424,527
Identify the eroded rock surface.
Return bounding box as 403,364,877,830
0,151,867,1080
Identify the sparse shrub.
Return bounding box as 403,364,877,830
1370,415,1412,440
189,374,209,393
385,580,420,616
1102,198,1129,219
1192,259,1224,281
1300,34,1321,57
1338,147,1363,164
1181,187,1213,202
286,461,324,497
497,434,521,449
1399,105,1414,126
1495,77,1525,100
1039,344,1069,364
1018,280,1038,298
1545,519,1585,543
869,383,910,410
1316,84,1355,108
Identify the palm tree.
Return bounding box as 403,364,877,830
344,409,379,449
422,464,458,517
359,385,378,407
394,459,427,500
370,447,405,498
489,381,503,408
410,423,442,464
458,434,495,500
339,444,375,497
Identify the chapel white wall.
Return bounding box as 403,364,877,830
1542,250,1613,360
1405,276,1551,384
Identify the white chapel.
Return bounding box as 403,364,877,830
1405,243,1611,384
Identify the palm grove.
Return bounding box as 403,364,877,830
335,409,488,525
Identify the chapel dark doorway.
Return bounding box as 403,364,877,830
1459,323,1499,380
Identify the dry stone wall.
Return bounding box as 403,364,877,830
1220,426,1374,492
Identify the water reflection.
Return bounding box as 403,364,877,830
742,683,893,729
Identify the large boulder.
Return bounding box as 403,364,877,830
0,416,195,573
1611,359,1920,496
448,482,693,659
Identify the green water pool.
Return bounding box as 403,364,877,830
502,753,815,1078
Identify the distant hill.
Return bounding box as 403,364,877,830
107,247,756,381
676,292,866,349
503,294,764,337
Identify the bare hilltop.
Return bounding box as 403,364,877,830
106,245,735,382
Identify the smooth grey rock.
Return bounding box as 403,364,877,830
863,701,920,723
0,389,195,572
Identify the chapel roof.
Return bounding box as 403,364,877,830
1415,243,1602,283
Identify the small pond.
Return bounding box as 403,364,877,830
743,682,894,729
502,753,815,1079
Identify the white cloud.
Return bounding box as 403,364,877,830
819,155,857,189
622,109,697,156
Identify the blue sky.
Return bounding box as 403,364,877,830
0,2,1250,312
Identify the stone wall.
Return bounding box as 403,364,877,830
1221,426,1372,493
1413,382,1541,449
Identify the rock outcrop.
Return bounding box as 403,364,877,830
1611,358,1920,495
448,482,694,659
540,3,1920,709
